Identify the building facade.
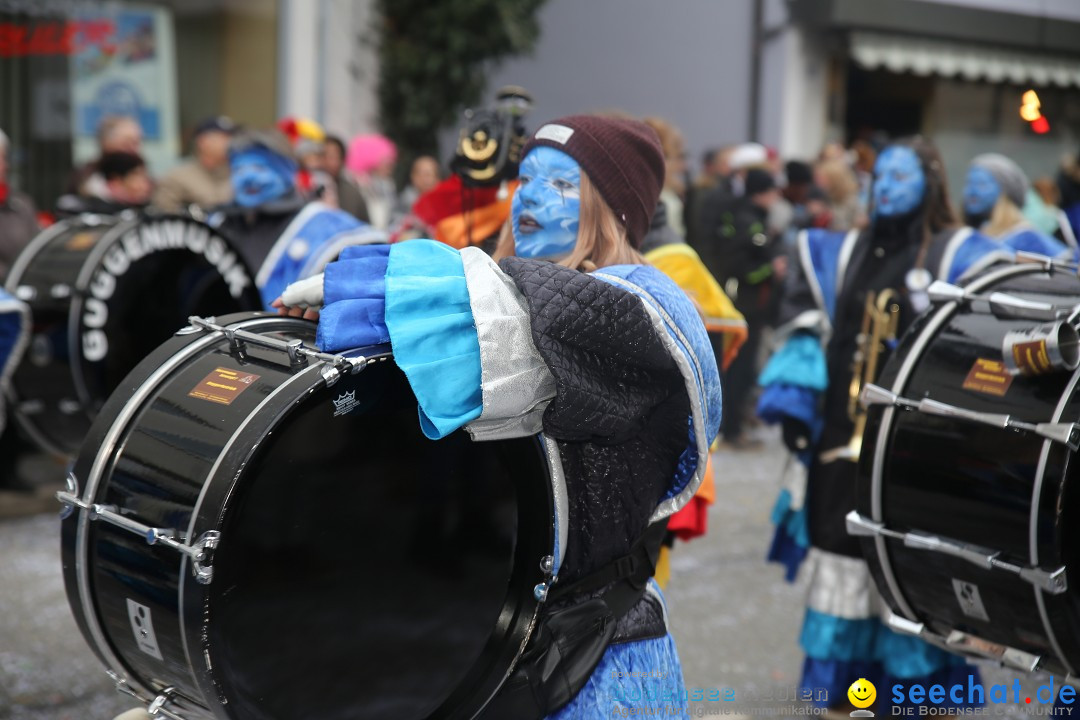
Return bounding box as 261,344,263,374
0,0,379,211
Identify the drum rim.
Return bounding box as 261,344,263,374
4,215,122,456
185,357,554,719
865,260,1075,671
68,312,286,705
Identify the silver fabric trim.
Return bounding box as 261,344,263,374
300,226,388,279
645,579,671,632
772,308,829,347
936,226,974,281
781,454,808,511
796,230,831,337
542,434,569,574
254,201,330,287
801,547,883,620
460,247,556,442
591,273,710,523
835,229,860,300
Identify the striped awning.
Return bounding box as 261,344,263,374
851,31,1080,88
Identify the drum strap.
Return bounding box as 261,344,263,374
478,521,667,718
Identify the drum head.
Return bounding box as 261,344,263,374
206,359,549,719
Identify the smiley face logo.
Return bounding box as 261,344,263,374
848,678,877,710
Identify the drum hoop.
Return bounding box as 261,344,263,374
67,218,137,415
1030,365,1080,676
5,216,123,455
868,262,1045,624
178,350,328,707
2,215,113,293
73,315,273,703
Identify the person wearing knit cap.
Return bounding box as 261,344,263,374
274,114,721,718
212,128,368,309
963,153,1069,259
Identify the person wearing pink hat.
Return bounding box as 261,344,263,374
346,133,398,229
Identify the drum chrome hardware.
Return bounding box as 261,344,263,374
847,511,1068,594
884,613,1043,673
861,383,1080,450
57,482,222,585
533,582,549,602
1003,321,1080,375
14,285,36,301
928,280,1076,322
108,674,194,720
184,316,369,377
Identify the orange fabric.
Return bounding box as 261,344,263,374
666,455,715,541
433,196,515,249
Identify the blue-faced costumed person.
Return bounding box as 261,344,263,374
211,129,378,309
756,137,1029,712
962,153,1072,259
275,115,722,718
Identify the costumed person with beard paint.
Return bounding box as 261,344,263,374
962,153,1071,259
275,114,721,718
211,129,377,309
756,137,1024,713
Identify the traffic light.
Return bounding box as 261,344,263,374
1020,90,1050,134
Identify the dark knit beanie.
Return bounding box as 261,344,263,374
745,168,776,197
521,115,665,248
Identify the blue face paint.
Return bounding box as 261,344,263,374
872,146,926,218
230,147,294,208
962,165,1000,217
512,146,581,260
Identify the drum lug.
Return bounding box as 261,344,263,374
190,531,220,585
14,285,36,301
847,511,1069,595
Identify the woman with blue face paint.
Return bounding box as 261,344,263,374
962,153,1072,259
274,114,722,719
211,129,370,309
756,137,1002,713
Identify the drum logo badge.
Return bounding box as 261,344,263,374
332,389,359,417
126,599,163,661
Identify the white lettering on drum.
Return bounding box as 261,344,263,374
80,221,253,363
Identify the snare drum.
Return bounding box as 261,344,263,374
60,313,558,719
850,260,1080,678
4,213,262,455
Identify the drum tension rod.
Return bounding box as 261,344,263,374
108,673,194,720
181,316,369,383
861,383,1080,451
846,511,1068,595
928,280,1079,323
57,473,221,585
884,613,1043,675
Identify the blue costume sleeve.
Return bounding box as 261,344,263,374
757,384,818,431
1000,228,1067,259
757,333,827,391
316,240,483,440
316,245,391,350
384,241,483,439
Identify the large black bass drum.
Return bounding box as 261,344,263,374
4,213,262,455
849,258,1080,679
59,313,560,719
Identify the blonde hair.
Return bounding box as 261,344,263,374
643,116,685,195
983,194,1026,238
816,159,858,204
494,171,646,271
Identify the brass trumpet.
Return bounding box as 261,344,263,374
820,289,900,463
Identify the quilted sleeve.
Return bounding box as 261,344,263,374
499,257,686,443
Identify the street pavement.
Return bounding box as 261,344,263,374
0,430,1060,719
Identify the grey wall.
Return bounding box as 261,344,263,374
447,0,756,174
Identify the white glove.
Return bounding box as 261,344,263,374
280,273,324,309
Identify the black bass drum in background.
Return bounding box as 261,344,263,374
849,260,1080,678
3,213,262,456
59,313,558,720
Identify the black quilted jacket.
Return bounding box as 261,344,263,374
500,258,690,587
